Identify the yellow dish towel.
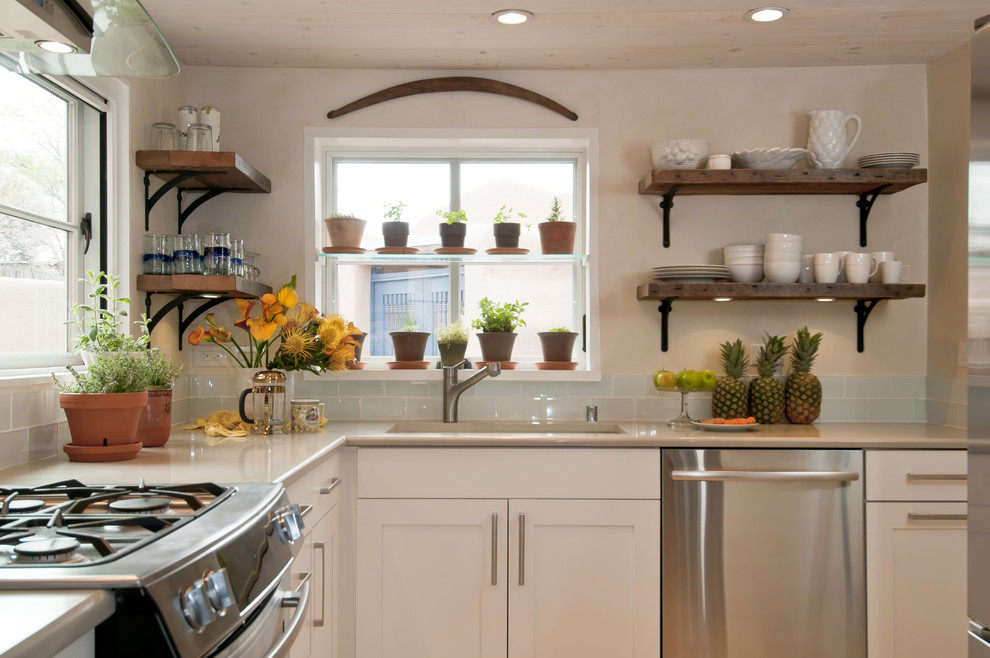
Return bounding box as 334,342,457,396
184,410,252,436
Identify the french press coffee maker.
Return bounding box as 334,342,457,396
237,370,287,434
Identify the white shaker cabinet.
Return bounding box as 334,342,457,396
355,448,661,658
865,450,967,658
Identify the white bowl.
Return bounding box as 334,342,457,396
764,261,802,283
731,147,810,169
727,263,764,282
724,256,764,264
765,233,802,242
651,139,712,170
764,249,802,260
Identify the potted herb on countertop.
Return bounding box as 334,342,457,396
138,348,184,447
436,318,469,367
471,297,527,365
382,201,409,247
537,197,577,255
436,208,468,248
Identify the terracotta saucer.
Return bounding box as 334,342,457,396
535,362,578,370
486,248,529,255
346,361,366,370
322,246,366,254
433,247,477,255
375,247,419,254
63,441,143,462
386,361,431,370
475,361,518,370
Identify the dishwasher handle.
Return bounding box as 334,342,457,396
671,469,860,483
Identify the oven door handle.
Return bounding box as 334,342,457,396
671,469,860,483
263,579,311,658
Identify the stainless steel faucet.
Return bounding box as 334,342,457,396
442,360,501,422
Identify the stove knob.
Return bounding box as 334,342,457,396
204,569,235,613
180,584,216,630
271,504,304,544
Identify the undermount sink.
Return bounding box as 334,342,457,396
387,420,627,435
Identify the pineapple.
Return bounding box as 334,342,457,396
784,326,824,424
748,334,787,424
711,339,749,419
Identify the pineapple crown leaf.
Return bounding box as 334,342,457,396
719,338,749,379
756,333,788,377
789,326,823,373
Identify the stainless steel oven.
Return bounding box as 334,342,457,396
0,479,308,657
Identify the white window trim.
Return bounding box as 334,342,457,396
302,127,601,381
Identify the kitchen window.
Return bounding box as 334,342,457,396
0,58,107,370
313,130,598,371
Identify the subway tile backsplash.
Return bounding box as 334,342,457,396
0,374,967,470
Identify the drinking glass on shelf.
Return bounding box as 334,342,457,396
204,232,231,275
142,234,167,275
171,234,195,274
150,122,180,150
231,238,244,277
184,123,214,152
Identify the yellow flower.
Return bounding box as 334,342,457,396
318,315,348,352
279,326,318,365
246,316,278,342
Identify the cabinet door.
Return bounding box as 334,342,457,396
310,504,337,658
867,501,967,658
288,531,313,658
356,499,508,658
508,499,661,658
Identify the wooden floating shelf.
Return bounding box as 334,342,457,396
638,168,927,196
136,150,271,193
137,274,272,298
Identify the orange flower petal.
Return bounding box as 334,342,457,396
188,326,206,345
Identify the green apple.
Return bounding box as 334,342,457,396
698,369,717,389
682,369,702,389
674,369,690,388
653,369,677,389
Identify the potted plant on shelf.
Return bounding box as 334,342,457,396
436,208,468,248
436,318,469,367
381,201,409,248
389,316,431,364
537,326,579,368
324,211,367,250
137,348,183,448
492,205,528,249
471,297,527,365
538,197,577,255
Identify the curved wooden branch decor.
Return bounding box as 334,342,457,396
327,76,578,121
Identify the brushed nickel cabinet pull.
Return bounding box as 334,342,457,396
491,513,498,586
313,541,326,627
320,477,341,494
299,504,314,519
907,512,968,522
518,513,526,587
906,473,967,482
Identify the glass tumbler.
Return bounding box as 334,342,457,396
204,232,231,275
185,123,214,152
150,122,179,150
171,234,194,274
143,234,167,275
231,239,245,278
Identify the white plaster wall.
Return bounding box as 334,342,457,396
135,63,946,378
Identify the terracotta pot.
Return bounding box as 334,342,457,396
477,332,517,362
60,391,148,447
538,222,577,254
493,222,521,248
137,387,173,447
439,222,466,248
390,332,430,361
538,331,578,362
382,221,410,247
351,332,367,362
438,341,468,367
324,216,367,248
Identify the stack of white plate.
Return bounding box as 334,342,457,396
857,152,920,168
764,233,802,283
651,265,731,282
723,244,764,282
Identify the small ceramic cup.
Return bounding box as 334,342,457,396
708,154,731,169
290,399,322,432
813,252,839,284
845,252,879,284
870,251,895,283
881,259,910,284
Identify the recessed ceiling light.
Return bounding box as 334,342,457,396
744,6,789,23
492,9,534,25
35,40,77,54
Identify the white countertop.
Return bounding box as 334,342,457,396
0,590,113,658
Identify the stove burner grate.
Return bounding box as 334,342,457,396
108,496,172,514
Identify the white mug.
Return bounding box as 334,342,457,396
870,251,895,283
708,154,731,169
881,259,910,284
845,252,879,284
813,252,839,283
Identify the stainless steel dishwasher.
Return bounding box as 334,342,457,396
662,449,865,658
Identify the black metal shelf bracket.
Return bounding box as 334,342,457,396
856,184,892,247
177,189,226,233
144,171,199,231
657,298,674,351
144,292,230,350
657,185,681,248
853,298,882,353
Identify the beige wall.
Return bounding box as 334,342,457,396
136,63,955,377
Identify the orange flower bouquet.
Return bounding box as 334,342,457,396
188,276,362,374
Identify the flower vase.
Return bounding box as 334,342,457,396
236,367,293,425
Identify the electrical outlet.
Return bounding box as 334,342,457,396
194,345,227,366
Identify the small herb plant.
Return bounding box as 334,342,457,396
68,270,150,354
436,319,468,344
328,211,358,218
549,326,572,332
436,209,468,224
145,348,183,388
399,316,419,332
384,201,406,222
493,205,527,225
54,352,151,394
545,197,566,222
471,297,528,333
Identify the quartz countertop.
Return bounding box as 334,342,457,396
0,590,113,658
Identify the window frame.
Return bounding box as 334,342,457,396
304,127,601,379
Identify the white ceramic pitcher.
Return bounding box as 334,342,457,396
806,110,862,169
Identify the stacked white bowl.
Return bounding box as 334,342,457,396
763,233,803,283
723,244,764,282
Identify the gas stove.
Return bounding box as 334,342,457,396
0,479,307,657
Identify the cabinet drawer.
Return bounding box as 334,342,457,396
284,451,341,527
866,450,967,501
357,447,661,499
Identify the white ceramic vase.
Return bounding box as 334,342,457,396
806,110,862,169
